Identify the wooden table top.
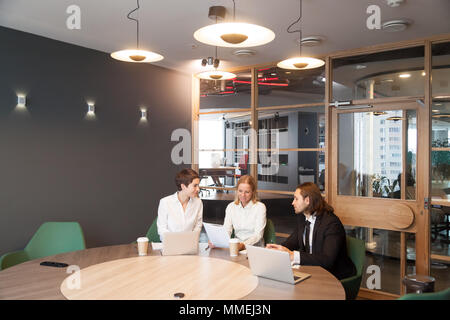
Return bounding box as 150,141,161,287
0,244,345,300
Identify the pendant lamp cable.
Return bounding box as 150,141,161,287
127,0,141,49
287,0,303,57
231,0,236,21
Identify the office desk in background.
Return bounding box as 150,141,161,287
0,244,345,300
199,167,237,188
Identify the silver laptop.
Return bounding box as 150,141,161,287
246,245,311,285
162,231,200,256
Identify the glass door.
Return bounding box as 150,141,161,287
330,101,427,295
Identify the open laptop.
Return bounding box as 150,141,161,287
161,231,200,256
246,245,311,285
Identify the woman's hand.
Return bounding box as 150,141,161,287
208,240,215,249
266,244,294,261
238,242,246,251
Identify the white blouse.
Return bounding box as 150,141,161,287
223,200,266,246
156,192,203,240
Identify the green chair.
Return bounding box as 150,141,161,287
340,235,366,300
145,218,161,243
231,218,276,245
0,222,86,270
263,219,276,244
398,287,450,300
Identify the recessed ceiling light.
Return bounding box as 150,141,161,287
355,64,367,70
381,79,394,83
382,19,412,32
399,73,411,78
232,49,256,57
422,71,426,76
297,36,324,47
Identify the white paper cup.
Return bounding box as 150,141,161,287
229,238,240,257
137,237,149,256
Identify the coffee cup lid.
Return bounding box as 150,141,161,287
137,237,149,242
229,238,239,243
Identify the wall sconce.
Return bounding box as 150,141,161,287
87,102,95,115
17,94,26,108
140,107,147,121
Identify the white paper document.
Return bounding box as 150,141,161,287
151,242,163,250
203,222,230,248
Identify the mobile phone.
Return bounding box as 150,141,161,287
40,261,69,268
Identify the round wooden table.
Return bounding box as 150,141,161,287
0,244,345,300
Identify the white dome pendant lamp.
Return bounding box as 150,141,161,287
194,0,275,48
277,0,324,70
111,0,163,63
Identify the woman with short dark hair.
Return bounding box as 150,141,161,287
157,169,203,240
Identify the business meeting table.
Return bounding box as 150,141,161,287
0,243,345,300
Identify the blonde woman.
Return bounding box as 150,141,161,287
223,175,266,251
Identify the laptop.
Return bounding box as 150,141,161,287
161,231,200,256
246,245,311,285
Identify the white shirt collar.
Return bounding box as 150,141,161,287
239,200,256,209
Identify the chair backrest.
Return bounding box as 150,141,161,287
24,222,86,259
146,218,161,242
264,219,276,244
346,235,365,277
398,287,450,300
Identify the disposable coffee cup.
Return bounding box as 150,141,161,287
229,238,240,257
137,237,149,256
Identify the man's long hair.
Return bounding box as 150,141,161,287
297,182,334,215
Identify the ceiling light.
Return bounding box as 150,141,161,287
432,110,440,113
382,19,412,32
195,70,236,80
387,116,405,121
278,57,325,70
399,73,411,78
278,0,324,70
298,36,324,47
111,0,163,63
232,49,256,57
193,3,275,48
422,71,426,76
373,111,387,116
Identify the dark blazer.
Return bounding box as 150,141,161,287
282,209,356,280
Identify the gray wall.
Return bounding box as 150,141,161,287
0,26,191,255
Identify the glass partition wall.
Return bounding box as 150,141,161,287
193,35,450,299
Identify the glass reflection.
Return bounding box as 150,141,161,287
332,46,424,101
338,110,417,198
257,66,325,107
200,70,251,110
258,107,325,149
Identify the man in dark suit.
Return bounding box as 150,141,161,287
267,182,356,280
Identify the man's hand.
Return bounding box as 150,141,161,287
266,244,294,261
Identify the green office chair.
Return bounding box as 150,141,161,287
145,218,161,243
0,222,86,270
263,219,276,244
230,218,276,245
398,287,450,300
340,235,366,300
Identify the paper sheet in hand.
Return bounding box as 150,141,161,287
203,222,230,248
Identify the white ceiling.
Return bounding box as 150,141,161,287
1,0,449,75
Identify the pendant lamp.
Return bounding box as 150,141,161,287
111,0,163,63
193,1,275,48
277,0,324,70
195,46,236,80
